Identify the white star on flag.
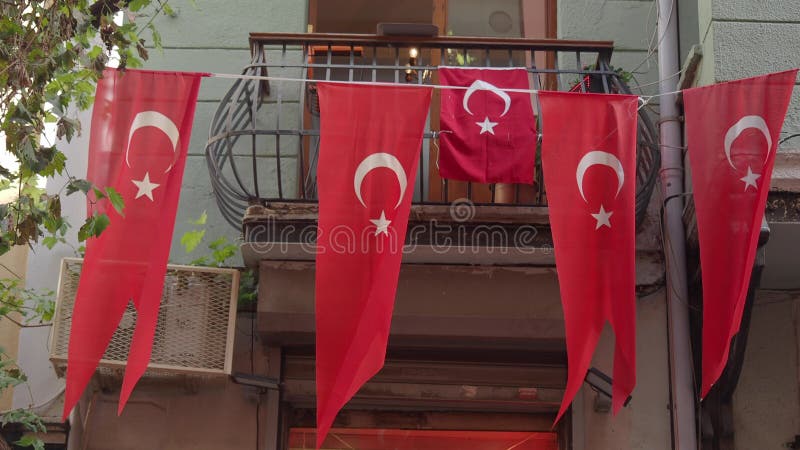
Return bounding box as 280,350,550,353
591,205,613,230
370,210,392,236
475,116,498,135
739,165,761,191
131,172,160,201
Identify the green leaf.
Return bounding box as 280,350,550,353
92,187,106,200
0,371,25,390
105,187,125,216
87,45,103,59
209,237,237,265
189,256,210,266
190,211,207,226
208,237,228,250
162,3,176,17
66,179,92,195
41,149,67,177
128,0,150,12
78,213,110,241
37,297,55,322
15,434,44,450
42,236,59,249
180,229,205,253
149,24,162,51
0,165,15,180
2,408,46,433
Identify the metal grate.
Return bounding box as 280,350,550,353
206,33,660,229
50,258,239,377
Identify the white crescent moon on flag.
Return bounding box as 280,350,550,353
462,80,511,117
125,111,180,173
576,150,625,202
353,152,408,209
723,115,772,169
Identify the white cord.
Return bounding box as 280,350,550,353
210,72,540,94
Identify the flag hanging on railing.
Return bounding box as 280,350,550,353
63,68,205,420
438,67,537,184
314,83,432,448
539,91,639,422
684,69,798,398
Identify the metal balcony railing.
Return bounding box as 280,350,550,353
206,33,659,229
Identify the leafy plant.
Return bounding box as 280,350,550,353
1,407,46,450
1,1,174,446
570,63,633,92
179,212,257,308
1,0,175,254
0,279,55,449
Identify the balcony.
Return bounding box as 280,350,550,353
206,33,659,267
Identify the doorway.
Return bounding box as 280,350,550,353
289,427,559,450
304,0,556,204
278,354,569,449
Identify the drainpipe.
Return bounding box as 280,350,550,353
657,0,698,448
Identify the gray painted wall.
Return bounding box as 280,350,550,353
559,0,662,97
141,0,307,264
572,290,672,450
733,290,800,450
695,0,800,138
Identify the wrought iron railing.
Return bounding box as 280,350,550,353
206,33,659,229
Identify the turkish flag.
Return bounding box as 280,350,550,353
684,69,797,398
63,68,205,419
438,67,537,184
539,91,639,421
315,83,432,448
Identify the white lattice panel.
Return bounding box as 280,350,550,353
50,258,239,377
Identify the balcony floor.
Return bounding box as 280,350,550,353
241,202,556,267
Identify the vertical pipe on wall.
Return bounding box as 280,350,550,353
657,0,699,448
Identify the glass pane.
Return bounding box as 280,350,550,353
289,428,559,450
315,0,434,34
447,0,523,38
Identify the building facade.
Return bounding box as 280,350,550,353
9,1,800,449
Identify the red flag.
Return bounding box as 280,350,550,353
438,67,537,184
539,91,639,421
63,68,205,419
684,69,797,398
315,83,431,447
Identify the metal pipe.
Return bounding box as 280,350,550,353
657,0,698,448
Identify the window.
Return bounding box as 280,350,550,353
308,0,555,39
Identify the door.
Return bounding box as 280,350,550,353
305,0,555,204
279,354,569,449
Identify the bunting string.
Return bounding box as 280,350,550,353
206,72,800,138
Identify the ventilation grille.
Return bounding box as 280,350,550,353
50,258,239,377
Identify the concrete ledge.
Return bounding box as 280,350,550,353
772,148,800,193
